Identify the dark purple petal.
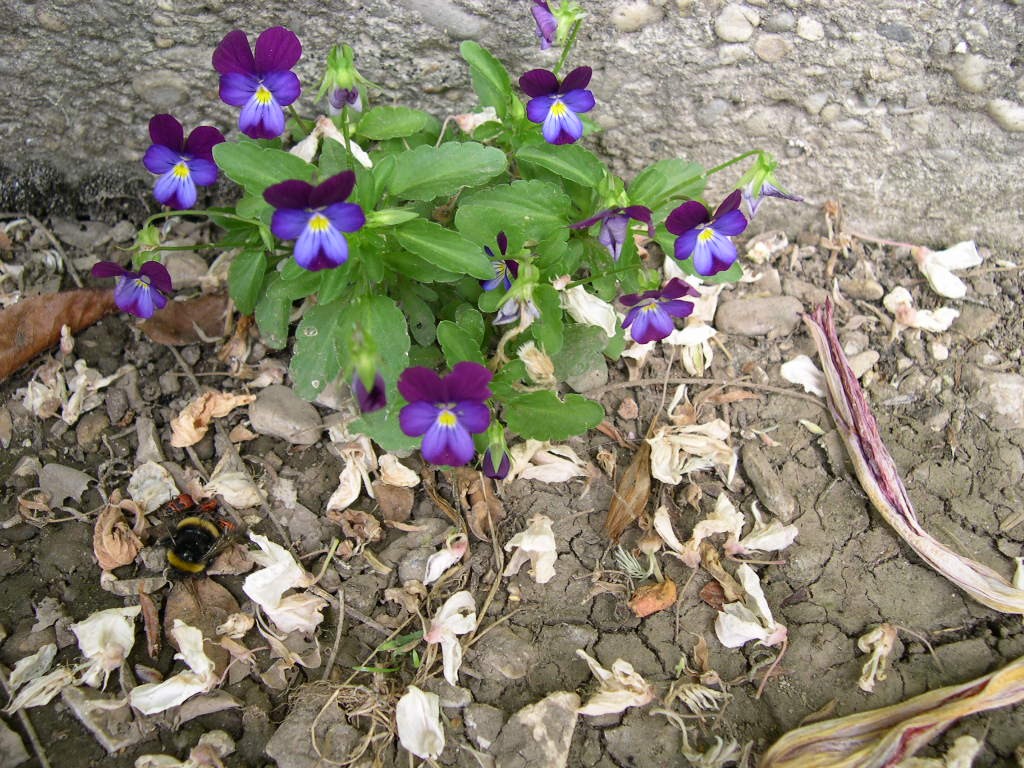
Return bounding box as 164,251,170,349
219,72,259,106
619,291,642,308
354,372,387,413
264,179,314,209
712,208,747,237
482,449,511,479
270,208,312,240
599,214,629,261
91,261,129,280
143,144,181,175
148,114,184,151
496,231,508,255
322,202,365,234
519,68,559,98
421,420,475,466
187,157,219,187
213,29,256,76
254,26,302,73
660,277,699,300
262,69,301,107
153,168,197,209
398,366,444,403
531,2,557,49
293,223,348,271
400,401,439,437
139,261,173,294
526,95,556,124
443,361,493,402
453,401,491,433
309,171,356,207
622,205,655,237
506,260,519,279
559,89,594,114
570,209,611,230
673,228,699,262
239,95,286,139
330,87,361,110
184,126,226,161
713,189,743,219
665,201,709,236
660,299,695,319
559,67,593,93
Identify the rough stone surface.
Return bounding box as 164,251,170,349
964,367,1024,431
248,385,323,445
1,2,1023,247
741,442,797,521
715,296,803,337
493,691,580,768
0,718,29,768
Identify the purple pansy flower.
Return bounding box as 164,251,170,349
665,190,749,276
620,278,699,344
91,261,173,319
570,206,654,261
142,114,225,210
531,0,557,49
398,362,493,467
519,67,595,145
353,372,386,413
263,171,366,272
213,27,302,140
481,232,520,292
329,87,362,113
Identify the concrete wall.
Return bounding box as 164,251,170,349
1,0,1022,249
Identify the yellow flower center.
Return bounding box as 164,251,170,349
255,85,273,105
550,100,568,117
133,276,151,289
437,410,457,427
308,213,330,232
697,227,715,243
172,161,190,180
641,303,659,313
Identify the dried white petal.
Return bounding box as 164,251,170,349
4,667,74,713
216,613,254,639
424,533,468,585
857,623,898,693
71,605,141,688
453,106,499,132
517,341,557,387
396,686,445,760
652,506,687,556
424,591,476,685
665,323,716,376
318,116,373,168
204,453,265,509
673,494,745,568
647,419,735,486
780,355,826,397
263,592,329,634
560,285,619,338
503,514,557,584
575,650,655,716
915,241,981,300
243,533,325,634
714,564,787,648
129,620,217,715
127,461,178,513
883,287,959,333
378,454,420,488
732,503,799,556
507,440,589,484
8,644,57,691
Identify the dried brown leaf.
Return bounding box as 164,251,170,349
699,580,727,611
169,390,256,448
163,580,239,677
628,578,678,618
692,634,711,675
372,480,415,523
595,419,630,448
139,591,161,659
700,542,744,603
329,509,383,544
206,543,255,576
457,469,504,541
139,292,228,346
92,495,143,570
605,442,651,542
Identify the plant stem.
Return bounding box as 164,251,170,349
553,21,581,76
288,104,312,135
704,149,762,179
339,106,353,156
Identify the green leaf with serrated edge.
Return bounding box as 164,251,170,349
290,302,347,400
490,359,527,401
254,282,290,350
551,324,608,380
213,142,315,195
516,143,607,188
460,41,512,118
604,325,627,359
456,180,570,245
393,219,496,279
627,158,706,210
397,284,436,346
268,267,322,300
350,406,420,452
505,391,604,441
318,138,350,176
356,295,410,384
530,284,563,355
478,286,505,314
227,249,267,315
318,264,354,305
357,106,439,140
386,143,507,202
455,305,485,344
437,321,485,366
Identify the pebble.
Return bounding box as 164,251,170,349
848,350,880,378
838,277,884,301
715,296,803,337
764,12,795,32
465,703,505,751
987,100,1024,132
491,692,580,768
0,719,29,767
470,625,535,680
248,385,323,445
741,443,797,521
164,250,208,289
965,367,1024,430
421,678,472,708
796,15,824,41
715,4,756,42
76,411,109,450
954,304,1000,339
105,386,129,424
953,54,988,94
754,34,793,62
611,1,662,32
264,686,361,768
783,277,829,306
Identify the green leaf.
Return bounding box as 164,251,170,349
455,305,484,344
268,266,322,300
318,137,350,176
227,249,267,315
437,320,485,366
357,295,410,384
318,264,354,305
394,219,495,279
456,180,570,245
551,324,608,381
516,143,606,188
290,301,347,400
627,158,706,209
213,142,315,195
460,41,512,118
397,284,436,346
381,245,461,283
357,106,439,140
350,405,420,452
386,142,507,201
490,359,527,402
505,391,604,441
365,208,420,228
254,283,291,350
530,284,563,355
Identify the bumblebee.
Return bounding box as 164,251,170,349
162,494,237,575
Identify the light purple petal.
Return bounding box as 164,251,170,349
421,421,475,466
713,189,743,218
454,401,490,435
219,72,259,107
187,158,219,187
148,114,183,150
270,208,312,240
139,261,173,294
262,69,301,107
212,30,256,76
621,305,641,328
559,67,593,93
559,89,595,114
153,169,197,209
542,103,584,145
630,305,674,344
531,3,557,49
712,208,747,237
323,202,365,233
114,277,166,319
264,179,314,210
526,95,556,124
673,228,699,261
238,95,286,139
143,144,181,175
184,126,226,161
762,182,803,203
293,224,348,271
309,171,356,207
91,261,129,280
254,26,302,73
398,367,444,403
444,361,493,402
400,401,440,437
519,68,558,98
599,214,629,260
691,232,738,276
665,201,709,236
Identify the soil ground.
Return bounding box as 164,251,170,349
0,209,1022,767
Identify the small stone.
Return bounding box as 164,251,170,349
164,250,208,289
105,386,129,424
848,350,879,378
158,371,181,396
265,686,362,768
819,103,842,123
965,367,1024,430
952,54,988,94
714,5,755,42
877,22,914,42
611,1,662,32
0,718,29,768
421,678,473,709
796,16,824,41
987,99,1024,132
741,443,797,521
764,12,795,32
131,70,189,110
715,296,803,337
754,34,792,62
76,411,109,451
249,385,323,445
783,277,829,306
954,304,1000,339
838,277,884,300
492,691,580,768
465,703,505,751
470,625,534,680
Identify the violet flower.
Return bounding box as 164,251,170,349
213,27,302,140
398,362,493,467
531,0,557,49
329,87,362,113
142,115,225,210
620,278,699,344
353,372,386,413
263,171,366,272
91,261,172,319
481,232,519,292
570,206,654,261
665,190,748,276
520,67,595,145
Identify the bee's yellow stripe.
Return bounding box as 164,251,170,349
166,550,208,573
177,516,221,538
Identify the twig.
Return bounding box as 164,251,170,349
587,376,827,408
0,665,52,768
322,587,346,681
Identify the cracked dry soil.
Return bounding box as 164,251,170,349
0,215,1022,767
